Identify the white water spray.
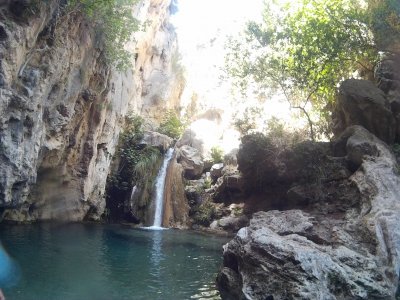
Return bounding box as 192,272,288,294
148,148,174,230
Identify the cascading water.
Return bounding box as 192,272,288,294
148,148,174,229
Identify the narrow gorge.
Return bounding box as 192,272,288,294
0,0,400,299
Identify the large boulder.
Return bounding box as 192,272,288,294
139,131,173,152
177,145,204,179
333,79,396,143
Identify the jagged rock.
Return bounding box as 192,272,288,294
333,79,396,143
217,126,400,299
218,210,393,299
139,131,173,152
177,145,204,179
210,163,224,180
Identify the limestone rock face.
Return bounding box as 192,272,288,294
140,131,173,152
333,79,396,143
0,0,179,222
217,126,400,299
177,145,204,179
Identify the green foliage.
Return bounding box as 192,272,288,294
368,0,400,52
226,0,399,140
192,200,216,226
210,146,224,164
158,110,185,139
203,177,212,190
68,0,140,70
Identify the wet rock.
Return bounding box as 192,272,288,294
163,157,189,228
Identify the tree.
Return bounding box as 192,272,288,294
225,0,399,140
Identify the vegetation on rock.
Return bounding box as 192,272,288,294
106,115,162,221
68,0,140,70
192,199,216,226
158,109,186,139
210,146,224,164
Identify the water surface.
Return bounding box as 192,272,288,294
0,223,228,300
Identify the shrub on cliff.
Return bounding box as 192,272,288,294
68,0,140,70
158,110,185,139
210,146,224,164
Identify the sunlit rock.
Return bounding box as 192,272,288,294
177,145,204,179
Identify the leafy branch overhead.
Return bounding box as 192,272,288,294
68,0,140,70
225,0,400,140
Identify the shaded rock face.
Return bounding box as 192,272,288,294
333,78,396,143
0,0,179,222
235,133,353,214
217,126,400,299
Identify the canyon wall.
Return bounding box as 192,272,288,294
0,0,181,222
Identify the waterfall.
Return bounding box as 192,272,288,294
150,148,174,229
130,185,137,202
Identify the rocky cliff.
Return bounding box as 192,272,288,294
216,55,400,299
0,0,181,222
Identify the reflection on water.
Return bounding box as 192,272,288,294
0,224,228,300
150,230,163,280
